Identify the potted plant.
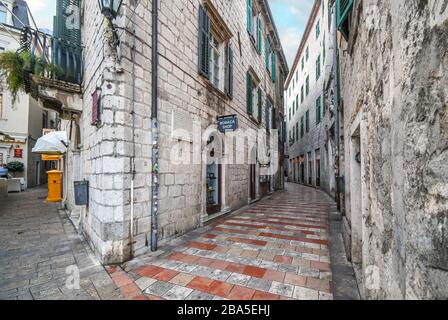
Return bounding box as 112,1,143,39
6,161,25,178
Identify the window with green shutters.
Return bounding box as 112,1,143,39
265,36,270,71
257,15,262,54
292,101,295,116
257,87,262,124
198,5,211,78
301,57,304,70
301,85,304,103
316,96,322,124
289,107,291,120
301,116,304,138
225,45,234,98
316,20,320,39
296,122,299,141
246,72,253,115
306,46,309,61
247,0,254,35
337,0,354,40
271,53,277,82
306,76,310,96
296,95,299,111
316,55,321,80
305,110,310,132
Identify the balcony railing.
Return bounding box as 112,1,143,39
19,27,83,85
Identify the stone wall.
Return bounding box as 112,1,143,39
340,0,448,299
66,0,286,264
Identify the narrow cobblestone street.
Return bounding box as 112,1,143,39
0,183,359,300
111,183,359,300
0,187,120,300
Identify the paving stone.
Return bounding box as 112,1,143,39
293,286,319,300
246,278,272,292
186,290,215,300
162,285,193,300
269,281,295,298
144,281,174,296
135,277,157,290
226,273,251,286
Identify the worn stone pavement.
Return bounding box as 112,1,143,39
112,183,360,300
0,187,121,300
0,183,359,300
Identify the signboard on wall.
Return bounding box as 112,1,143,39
14,148,23,158
217,115,238,133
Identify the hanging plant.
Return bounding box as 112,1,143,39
0,50,65,101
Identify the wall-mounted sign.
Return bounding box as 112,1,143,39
14,148,23,158
217,115,238,133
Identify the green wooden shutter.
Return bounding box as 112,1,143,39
257,16,262,54
225,45,233,98
257,88,262,124
247,0,253,34
337,0,354,28
306,110,310,132
301,117,304,137
271,53,277,82
265,36,270,70
266,97,270,130
316,96,321,124
198,5,210,78
246,72,253,115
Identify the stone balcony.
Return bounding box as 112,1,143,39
31,75,83,120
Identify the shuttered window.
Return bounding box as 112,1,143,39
337,0,354,28
225,45,233,98
316,55,321,80
306,110,310,132
271,53,277,82
257,88,262,124
300,116,304,138
247,0,254,35
246,72,253,115
301,85,304,103
266,97,271,130
306,76,310,96
257,15,262,54
265,36,270,70
316,96,322,124
198,5,211,78
295,122,299,142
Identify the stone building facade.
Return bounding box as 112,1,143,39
57,0,287,264
336,0,448,299
285,0,336,196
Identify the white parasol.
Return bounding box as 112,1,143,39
32,131,68,155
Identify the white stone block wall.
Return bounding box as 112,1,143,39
63,0,286,264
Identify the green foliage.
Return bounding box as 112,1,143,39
6,161,24,173
0,51,65,101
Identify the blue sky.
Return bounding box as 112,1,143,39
269,0,314,67
28,0,313,67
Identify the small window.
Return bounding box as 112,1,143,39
305,110,310,133
306,46,309,61
316,55,321,80
316,96,322,124
0,4,7,24
301,85,304,103
306,75,310,96
316,20,320,39
301,57,304,70
210,33,223,90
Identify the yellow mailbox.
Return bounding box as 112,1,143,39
47,170,63,202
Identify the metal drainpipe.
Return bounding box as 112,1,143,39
151,0,159,252
332,5,341,211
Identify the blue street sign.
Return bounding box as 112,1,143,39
218,115,238,133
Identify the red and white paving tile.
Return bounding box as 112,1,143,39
107,183,335,300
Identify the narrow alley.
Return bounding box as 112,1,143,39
110,183,359,300
0,183,359,300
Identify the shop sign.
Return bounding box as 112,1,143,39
217,115,238,133
14,148,23,158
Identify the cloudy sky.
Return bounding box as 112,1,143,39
27,0,313,67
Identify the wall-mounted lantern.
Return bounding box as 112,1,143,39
98,0,123,20
98,0,123,49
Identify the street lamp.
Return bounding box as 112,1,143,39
98,0,123,20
